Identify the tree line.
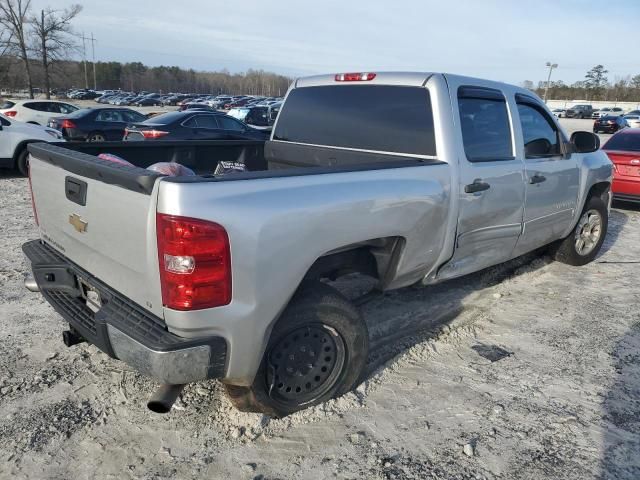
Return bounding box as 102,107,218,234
0,57,293,96
523,65,640,102
0,0,292,97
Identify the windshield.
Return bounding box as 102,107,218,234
603,133,640,152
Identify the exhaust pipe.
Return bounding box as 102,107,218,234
24,276,39,292
147,384,186,414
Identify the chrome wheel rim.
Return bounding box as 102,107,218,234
574,209,602,256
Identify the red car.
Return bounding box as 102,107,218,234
602,128,640,203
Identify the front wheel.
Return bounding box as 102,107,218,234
225,282,369,417
16,148,29,176
551,195,608,266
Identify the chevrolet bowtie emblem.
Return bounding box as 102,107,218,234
69,214,88,233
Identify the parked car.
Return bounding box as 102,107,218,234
0,99,15,109
623,114,640,129
123,110,269,141
592,107,610,119
593,115,628,134
48,107,149,142
551,108,566,118
178,103,217,112
0,100,79,125
625,110,640,116
227,106,273,129
0,112,63,175
23,72,611,417
135,97,164,107
602,129,640,203
565,104,594,119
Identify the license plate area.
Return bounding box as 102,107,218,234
617,165,640,177
77,277,102,313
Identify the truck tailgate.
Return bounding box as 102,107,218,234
27,143,164,318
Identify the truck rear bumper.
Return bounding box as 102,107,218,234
22,239,227,384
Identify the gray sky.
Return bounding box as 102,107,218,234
30,0,640,84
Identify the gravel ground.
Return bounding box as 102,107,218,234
1,122,639,479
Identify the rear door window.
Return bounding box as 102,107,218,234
24,102,46,111
193,115,220,129
458,87,513,162
273,85,436,156
96,110,124,122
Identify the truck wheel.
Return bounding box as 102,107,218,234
16,148,29,177
552,195,608,266
225,282,369,417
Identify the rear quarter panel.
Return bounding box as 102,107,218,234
157,164,451,384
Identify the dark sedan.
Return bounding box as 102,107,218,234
123,111,269,141
48,107,149,141
135,97,164,106
593,115,629,134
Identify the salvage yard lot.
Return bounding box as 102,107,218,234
1,126,639,479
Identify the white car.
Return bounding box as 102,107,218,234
0,112,63,176
551,108,566,118
623,114,640,128
0,99,79,125
593,107,624,119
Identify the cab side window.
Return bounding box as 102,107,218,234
458,87,513,162
516,102,561,158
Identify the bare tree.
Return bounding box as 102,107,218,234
0,0,33,97
30,4,81,99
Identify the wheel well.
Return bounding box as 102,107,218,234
12,140,35,166
587,181,611,203
302,237,404,286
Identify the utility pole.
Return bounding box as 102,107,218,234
80,33,97,90
543,62,558,103
90,33,97,90
81,32,88,89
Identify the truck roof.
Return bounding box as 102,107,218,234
294,71,540,101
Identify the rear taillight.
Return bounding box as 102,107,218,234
335,72,377,82
140,129,169,139
28,162,38,226
60,119,76,129
4,110,17,117
156,213,231,310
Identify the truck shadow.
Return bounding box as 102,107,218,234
600,322,640,479
341,206,631,379
598,208,629,257
338,250,549,377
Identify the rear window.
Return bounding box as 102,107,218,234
603,133,640,152
142,111,186,125
273,85,436,156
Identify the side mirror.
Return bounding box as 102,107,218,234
570,131,600,153
524,138,552,157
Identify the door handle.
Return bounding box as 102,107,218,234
464,180,491,194
529,174,546,184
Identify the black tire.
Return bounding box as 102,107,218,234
16,148,29,176
225,282,369,417
87,131,105,142
551,195,608,266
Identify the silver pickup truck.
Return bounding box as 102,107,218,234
23,72,612,417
